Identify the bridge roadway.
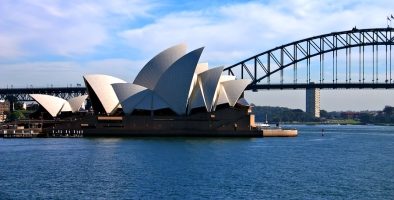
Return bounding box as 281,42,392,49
0,87,87,101
1,83,394,101
247,83,394,90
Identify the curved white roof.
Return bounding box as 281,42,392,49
134,92,152,110
133,43,187,90
61,102,72,112
83,74,126,115
199,66,224,112
67,95,88,112
152,93,169,110
214,86,229,108
111,83,150,115
195,63,209,74
133,92,169,111
219,75,236,82
221,79,251,107
212,75,237,108
154,47,204,115
30,94,66,117
187,80,205,114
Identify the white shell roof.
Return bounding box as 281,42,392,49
214,86,229,107
219,75,236,82
134,92,169,111
187,80,205,114
221,79,251,107
30,94,66,117
199,66,224,112
134,92,152,110
213,75,236,107
61,102,72,112
154,47,204,115
133,43,187,91
195,63,209,74
67,95,88,112
152,93,169,110
83,74,126,114
111,83,150,115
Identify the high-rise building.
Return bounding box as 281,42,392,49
306,83,320,118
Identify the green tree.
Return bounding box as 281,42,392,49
9,110,26,121
375,112,388,123
3,111,11,121
14,102,23,110
320,109,333,118
383,106,394,115
359,113,374,124
5,96,18,112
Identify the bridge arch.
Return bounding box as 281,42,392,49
224,27,394,90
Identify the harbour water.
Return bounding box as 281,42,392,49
1,125,393,199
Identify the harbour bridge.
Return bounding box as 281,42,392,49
0,27,393,102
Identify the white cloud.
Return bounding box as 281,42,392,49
119,0,393,67
0,0,157,59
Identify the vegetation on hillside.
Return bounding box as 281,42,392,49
250,103,394,125
250,104,322,123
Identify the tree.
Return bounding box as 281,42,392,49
320,109,333,118
9,110,26,121
3,111,11,121
383,106,394,115
5,96,18,112
14,102,23,110
359,113,374,124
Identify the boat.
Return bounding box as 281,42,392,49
254,115,281,130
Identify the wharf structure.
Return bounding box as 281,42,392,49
11,44,296,137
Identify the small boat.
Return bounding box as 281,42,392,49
255,115,281,130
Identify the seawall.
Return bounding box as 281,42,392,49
262,129,298,137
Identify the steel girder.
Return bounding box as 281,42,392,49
0,87,87,101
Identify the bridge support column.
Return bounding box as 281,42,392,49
306,82,320,118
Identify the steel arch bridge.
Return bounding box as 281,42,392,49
223,27,394,90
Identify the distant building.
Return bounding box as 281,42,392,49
341,111,360,119
0,100,10,122
306,83,320,118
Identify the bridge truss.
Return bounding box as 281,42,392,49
0,87,87,101
223,28,394,90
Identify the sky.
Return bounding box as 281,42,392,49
1,0,394,111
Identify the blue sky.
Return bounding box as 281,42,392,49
1,0,393,111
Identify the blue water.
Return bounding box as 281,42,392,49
1,125,393,199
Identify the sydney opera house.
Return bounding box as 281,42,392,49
31,44,271,137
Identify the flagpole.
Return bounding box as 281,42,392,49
391,14,394,27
